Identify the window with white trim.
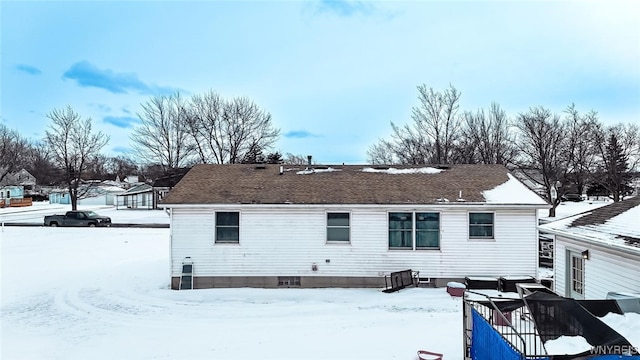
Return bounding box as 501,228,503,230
469,212,494,239
416,212,440,248
215,212,239,243
327,212,350,242
389,212,440,249
571,254,585,296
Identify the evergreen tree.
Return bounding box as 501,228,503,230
600,133,631,202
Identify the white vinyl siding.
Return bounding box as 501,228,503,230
554,235,640,299
170,207,538,279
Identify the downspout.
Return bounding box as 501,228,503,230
167,207,173,289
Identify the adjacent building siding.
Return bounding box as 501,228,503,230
554,238,567,296
170,206,538,287
554,235,640,299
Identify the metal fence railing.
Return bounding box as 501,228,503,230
464,291,549,360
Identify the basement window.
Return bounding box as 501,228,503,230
278,276,301,287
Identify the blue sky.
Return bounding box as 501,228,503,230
2,0,639,164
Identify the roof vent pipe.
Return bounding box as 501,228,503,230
279,166,283,175
307,155,312,167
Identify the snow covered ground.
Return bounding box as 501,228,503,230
1,225,462,360
0,202,169,225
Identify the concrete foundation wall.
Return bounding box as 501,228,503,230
170,276,464,290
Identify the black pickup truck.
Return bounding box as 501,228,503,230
44,211,112,227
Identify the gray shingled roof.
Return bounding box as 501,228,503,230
570,196,640,228
120,183,153,195
160,163,542,205
569,196,640,246
540,196,640,251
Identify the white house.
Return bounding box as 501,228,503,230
539,196,640,299
116,184,155,210
161,164,549,290
49,183,125,206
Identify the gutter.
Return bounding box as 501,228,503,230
160,203,550,210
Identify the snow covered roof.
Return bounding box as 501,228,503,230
161,164,549,206
119,183,153,195
98,185,127,193
539,196,640,254
483,174,548,205
361,167,443,174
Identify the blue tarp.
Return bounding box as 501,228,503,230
471,308,550,360
471,308,640,360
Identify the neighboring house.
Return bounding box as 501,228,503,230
116,184,154,210
49,189,71,204
13,169,37,192
161,163,549,290
115,170,188,210
122,175,142,189
0,185,24,200
79,184,126,206
49,183,126,206
539,196,640,299
0,185,25,207
0,169,37,191
153,170,189,205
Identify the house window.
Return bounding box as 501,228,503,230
469,213,494,239
416,213,440,248
327,212,350,242
215,212,239,243
571,254,585,296
389,212,413,249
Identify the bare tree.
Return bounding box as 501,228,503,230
131,93,195,171
186,91,226,164
106,155,140,180
366,141,396,164
412,84,461,164
283,153,312,165
44,106,109,210
0,124,29,184
185,91,280,164
225,97,280,164
461,103,517,165
367,123,432,165
563,104,600,196
23,141,63,186
514,107,570,217
367,85,461,165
